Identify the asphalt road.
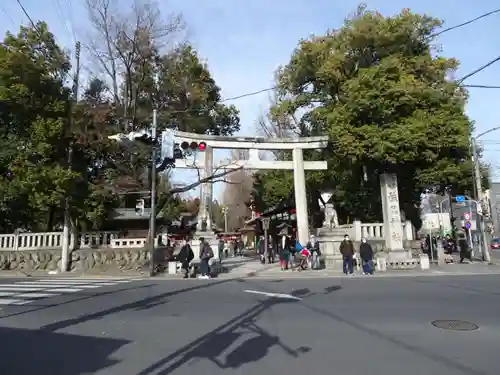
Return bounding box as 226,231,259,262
0,274,499,375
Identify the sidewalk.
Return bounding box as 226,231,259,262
212,258,500,279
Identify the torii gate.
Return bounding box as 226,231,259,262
171,131,329,244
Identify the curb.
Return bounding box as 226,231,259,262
154,269,500,281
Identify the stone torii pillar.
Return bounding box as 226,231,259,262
171,132,329,245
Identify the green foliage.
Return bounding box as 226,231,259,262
255,6,477,228
0,22,74,231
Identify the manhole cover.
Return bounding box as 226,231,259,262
431,320,479,331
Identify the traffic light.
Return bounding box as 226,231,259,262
180,141,207,152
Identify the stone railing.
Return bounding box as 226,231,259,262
0,232,63,251
321,220,415,242
0,231,164,252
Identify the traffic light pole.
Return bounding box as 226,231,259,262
148,109,158,276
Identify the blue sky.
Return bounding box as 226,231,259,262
1,0,500,199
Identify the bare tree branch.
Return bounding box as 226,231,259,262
84,0,186,128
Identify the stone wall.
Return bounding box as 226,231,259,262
0,247,173,273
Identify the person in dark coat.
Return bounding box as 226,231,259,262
177,239,194,278
339,234,355,275
458,233,472,263
359,237,374,275
279,235,292,270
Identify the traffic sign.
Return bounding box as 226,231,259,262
463,213,470,220
320,192,333,205
455,195,465,202
465,221,471,230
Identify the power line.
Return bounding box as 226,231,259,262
14,0,36,28
13,0,76,80
430,8,500,38
457,56,500,84
463,85,500,89
220,87,275,102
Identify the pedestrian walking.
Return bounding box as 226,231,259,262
198,237,214,279
177,239,194,278
339,234,355,275
458,233,472,263
359,237,374,275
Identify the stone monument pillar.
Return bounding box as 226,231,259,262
197,146,214,231
380,173,409,261
292,148,309,245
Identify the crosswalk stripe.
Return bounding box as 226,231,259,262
0,286,46,291
37,278,131,282
17,281,119,286
15,293,60,298
0,277,136,307
0,299,30,305
48,288,83,292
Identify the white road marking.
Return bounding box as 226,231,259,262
15,283,110,288
18,281,118,285
0,287,46,291
243,289,301,300
47,288,83,293
15,293,60,298
0,292,16,297
0,299,30,305
37,279,131,283
0,277,135,307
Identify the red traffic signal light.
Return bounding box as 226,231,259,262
180,141,207,151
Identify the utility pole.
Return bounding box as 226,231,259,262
148,110,157,276
61,41,81,273
471,138,492,263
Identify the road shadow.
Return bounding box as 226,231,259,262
324,285,342,294
0,326,129,375
40,278,241,332
136,297,311,374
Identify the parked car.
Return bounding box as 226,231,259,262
490,238,500,250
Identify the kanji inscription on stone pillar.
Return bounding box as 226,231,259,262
380,173,404,251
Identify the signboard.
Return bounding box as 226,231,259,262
455,195,465,202
463,213,470,220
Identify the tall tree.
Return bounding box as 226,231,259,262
0,22,74,232
256,6,477,228
154,45,240,135
85,0,185,130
